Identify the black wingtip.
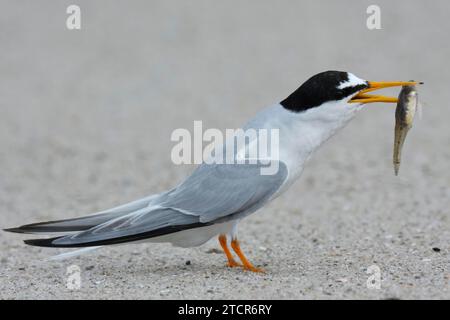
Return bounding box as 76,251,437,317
4,225,47,234
4,227,27,234
3,221,89,234
24,237,61,247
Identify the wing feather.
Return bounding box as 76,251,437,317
158,162,288,222
23,162,288,247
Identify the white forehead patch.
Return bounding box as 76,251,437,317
337,73,366,89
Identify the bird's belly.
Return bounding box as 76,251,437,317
146,220,236,248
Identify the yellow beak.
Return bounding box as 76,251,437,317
349,81,420,104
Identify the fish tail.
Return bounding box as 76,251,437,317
394,163,400,176
393,124,409,176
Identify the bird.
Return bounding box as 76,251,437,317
4,71,417,272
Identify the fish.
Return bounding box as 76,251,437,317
393,84,420,176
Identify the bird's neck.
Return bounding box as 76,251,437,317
239,102,362,180
276,101,361,172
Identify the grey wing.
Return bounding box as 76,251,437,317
25,162,288,247
25,206,202,247
158,161,289,222
7,194,162,234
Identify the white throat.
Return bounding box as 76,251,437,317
243,101,363,184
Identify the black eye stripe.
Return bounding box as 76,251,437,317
339,83,368,98
280,71,368,113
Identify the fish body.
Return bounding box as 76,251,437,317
393,85,419,175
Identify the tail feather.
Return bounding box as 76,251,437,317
5,211,126,234
5,193,209,249
22,222,209,248
48,246,102,261
4,194,160,235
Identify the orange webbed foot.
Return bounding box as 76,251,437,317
243,265,265,273
218,235,266,273
227,259,243,268
230,238,265,273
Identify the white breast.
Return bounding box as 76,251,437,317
244,101,362,192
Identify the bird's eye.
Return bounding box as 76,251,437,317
338,83,368,98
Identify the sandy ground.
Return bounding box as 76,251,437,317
0,1,449,299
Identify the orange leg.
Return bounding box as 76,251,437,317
230,238,265,273
218,234,242,268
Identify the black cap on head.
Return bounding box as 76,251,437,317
280,71,368,112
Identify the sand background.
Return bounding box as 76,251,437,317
0,0,449,299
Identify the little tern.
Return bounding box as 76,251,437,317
5,71,418,272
